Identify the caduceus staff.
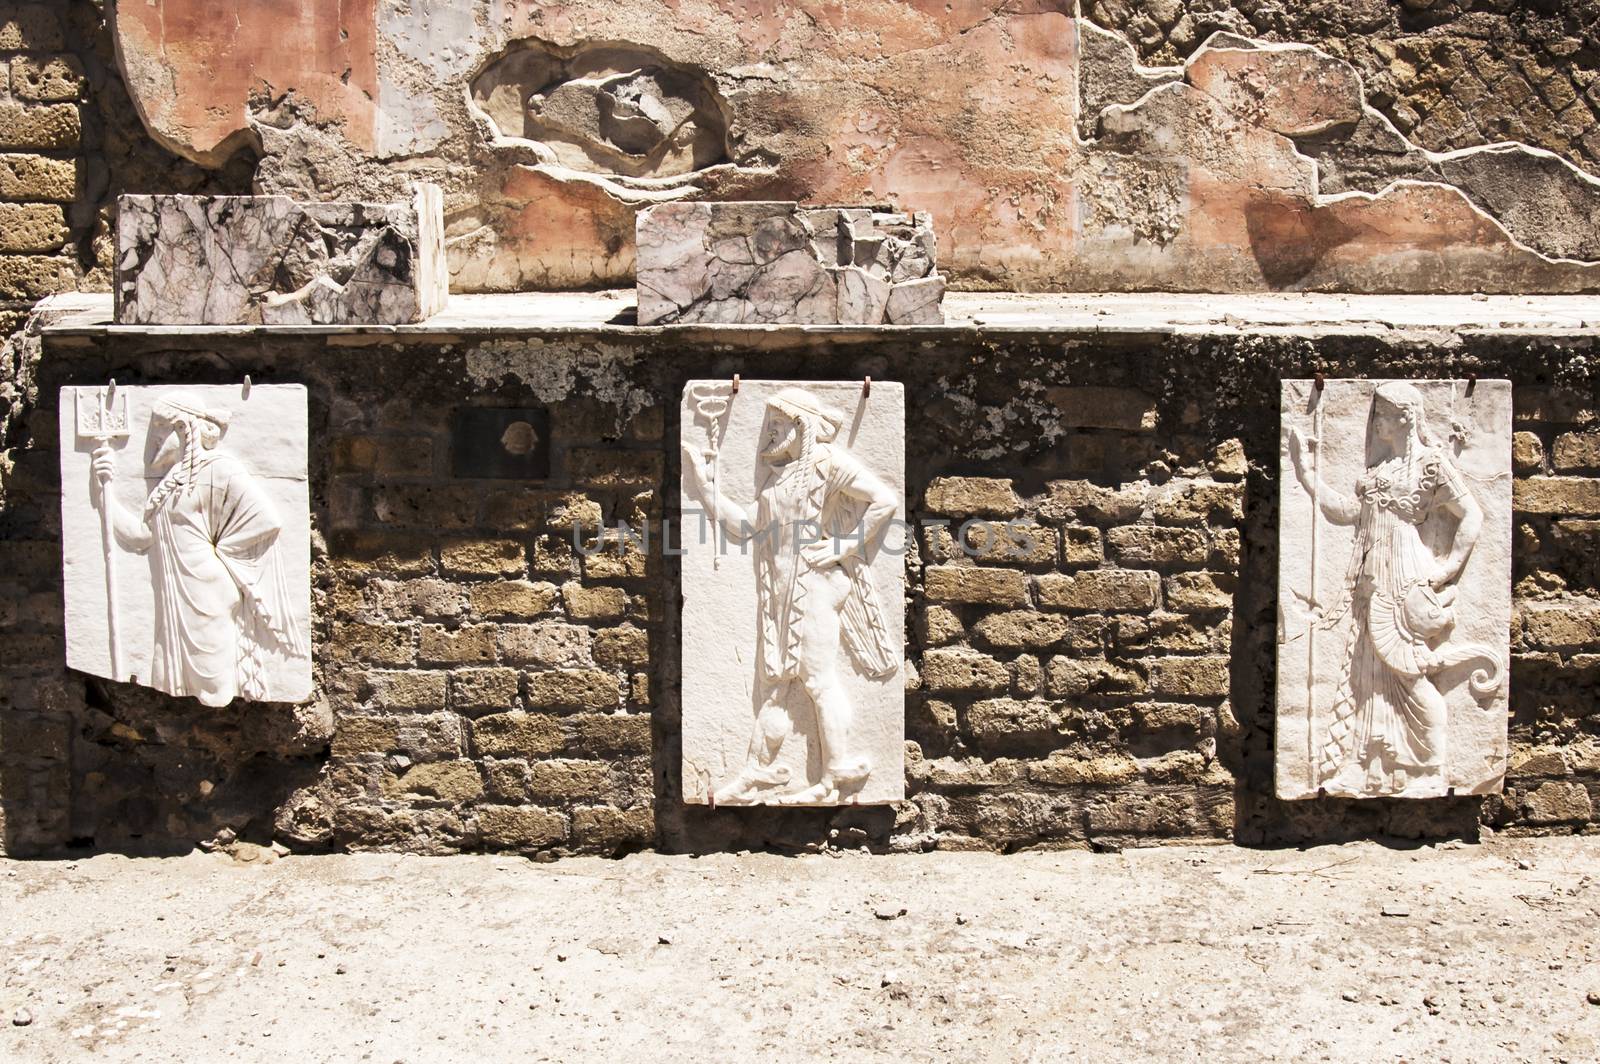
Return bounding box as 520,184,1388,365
76,382,129,678
687,382,735,569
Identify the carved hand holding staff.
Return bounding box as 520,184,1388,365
78,384,130,679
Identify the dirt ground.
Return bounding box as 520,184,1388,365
3,836,1599,1063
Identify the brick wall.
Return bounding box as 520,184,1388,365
0,3,84,334
4,328,1597,857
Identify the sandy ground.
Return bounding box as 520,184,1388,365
3,836,1599,1063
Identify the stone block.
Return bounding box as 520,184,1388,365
473,712,564,758
366,578,464,620
566,447,663,488
0,202,66,252
383,760,483,803
637,202,944,325
528,759,611,801
965,697,1061,746
1521,780,1594,823
331,716,399,758
1133,701,1216,737
362,670,448,711
115,184,448,325
1029,753,1139,786
920,605,965,646
924,565,1029,606
10,55,84,101
563,583,628,623
1552,432,1600,473
451,667,521,711
923,477,1021,518
1149,655,1230,698
594,625,649,667
0,4,62,50
1036,570,1159,612
470,580,558,619
477,805,567,849
1148,479,1243,526
333,433,434,478
973,610,1104,651
1105,525,1208,567
0,102,78,149
1063,526,1105,566
441,538,525,578
568,713,652,755
393,714,468,761
498,622,592,667
921,647,1010,692
1520,601,1600,649
0,153,75,201
1045,656,1145,696
1511,431,1544,474
1165,572,1235,613
331,617,416,659
1040,480,1148,524
1044,386,1156,431
583,543,649,580
1514,476,1600,515
1208,438,1247,480
0,252,69,299
526,668,621,710
571,805,653,851
418,624,497,666
333,532,435,578
371,484,480,529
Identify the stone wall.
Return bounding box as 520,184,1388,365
1084,0,1600,170
0,2,252,337
3,323,1597,857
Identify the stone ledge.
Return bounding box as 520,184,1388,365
35,291,1600,342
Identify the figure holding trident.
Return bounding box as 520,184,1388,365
681,387,898,804
89,393,308,706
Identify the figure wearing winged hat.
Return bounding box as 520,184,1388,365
91,395,308,706
682,387,898,804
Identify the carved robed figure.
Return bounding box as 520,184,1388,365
680,381,906,806
61,385,313,706
1277,379,1511,800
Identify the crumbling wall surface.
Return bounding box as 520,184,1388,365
101,1,1600,294
4,325,1598,858
1083,0,1600,172
0,3,253,334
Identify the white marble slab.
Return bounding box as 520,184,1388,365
1276,378,1511,799
680,379,905,805
60,384,313,705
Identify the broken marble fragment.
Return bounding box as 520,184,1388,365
636,202,944,326
115,183,447,326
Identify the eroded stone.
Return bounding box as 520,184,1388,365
115,184,447,326
637,203,943,325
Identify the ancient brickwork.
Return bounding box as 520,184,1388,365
906,426,1242,851
0,3,251,338
1083,0,1600,170
308,390,661,857
4,325,1597,858
0,2,84,332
